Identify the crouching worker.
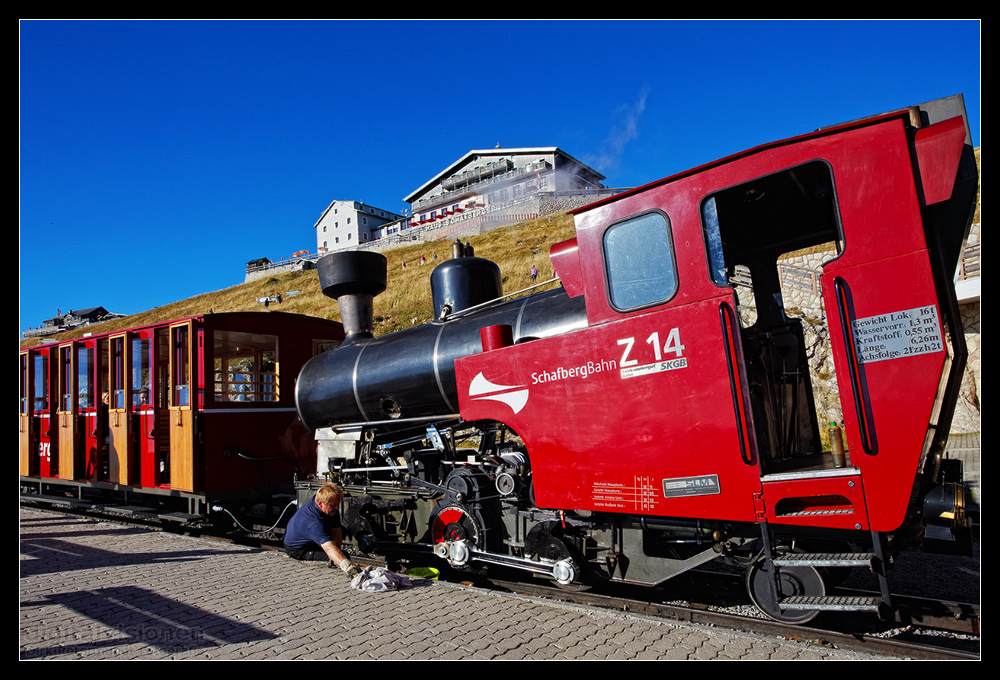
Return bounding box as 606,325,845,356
284,482,360,579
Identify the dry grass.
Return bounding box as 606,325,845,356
21,212,579,347
372,213,576,334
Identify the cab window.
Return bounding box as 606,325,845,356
603,211,677,311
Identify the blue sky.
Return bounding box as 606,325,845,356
19,20,980,334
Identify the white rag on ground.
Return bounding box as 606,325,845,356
349,566,417,592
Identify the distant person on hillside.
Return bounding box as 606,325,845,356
530,265,537,282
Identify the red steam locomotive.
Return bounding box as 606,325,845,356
294,95,977,623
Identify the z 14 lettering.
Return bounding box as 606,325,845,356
620,328,685,365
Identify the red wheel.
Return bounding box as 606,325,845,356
431,505,481,546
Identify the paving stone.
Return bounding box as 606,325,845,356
20,508,893,660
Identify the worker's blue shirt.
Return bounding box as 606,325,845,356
284,495,341,549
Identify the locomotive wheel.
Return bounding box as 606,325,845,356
745,557,825,625
431,505,481,547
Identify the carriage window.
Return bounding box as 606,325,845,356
60,347,73,411
213,331,279,402
20,355,28,415
603,211,677,311
110,337,127,409
34,353,49,413
172,326,190,407
77,346,94,409
131,337,152,406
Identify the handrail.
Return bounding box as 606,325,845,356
833,277,875,455
719,302,755,466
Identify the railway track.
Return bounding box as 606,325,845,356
477,575,980,661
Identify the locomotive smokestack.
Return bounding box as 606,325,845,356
316,251,387,339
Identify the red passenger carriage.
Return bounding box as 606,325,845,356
20,312,344,519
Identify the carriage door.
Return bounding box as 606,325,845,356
74,340,102,482
31,348,58,478
57,344,81,480
108,334,132,484
130,331,164,488
19,351,35,476
169,322,196,491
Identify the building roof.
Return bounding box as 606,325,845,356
43,307,108,325
404,147,605,204
312,199,404,229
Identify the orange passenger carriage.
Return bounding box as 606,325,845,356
20,312,344,521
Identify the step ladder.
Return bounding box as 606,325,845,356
760,524,893,619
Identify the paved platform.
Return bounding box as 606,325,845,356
19,508,890,660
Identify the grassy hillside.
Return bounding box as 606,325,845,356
20,212,578,348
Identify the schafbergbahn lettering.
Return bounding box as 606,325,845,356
531,358,617,385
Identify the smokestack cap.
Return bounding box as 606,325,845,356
317,251,387,300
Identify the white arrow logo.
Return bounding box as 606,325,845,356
469,372,529,414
